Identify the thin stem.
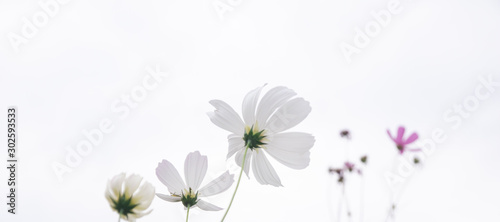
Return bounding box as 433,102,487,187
344,140,350,160
221,145,249,222
186,205,191,222
386,154,399,222
359,175,365,222
118,210,122,222
327,176,335,222
337,184,344,222
388,164,416,222
342,184,352,221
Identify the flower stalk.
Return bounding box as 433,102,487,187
221,145,249,222
186,205,191,222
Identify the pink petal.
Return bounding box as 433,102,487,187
396,126,405,142
408,148,421,152
404,133,419,145
387,129,397,143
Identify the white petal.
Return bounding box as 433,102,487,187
184,151,208,191
105,181,116,207
227,134,244,159
242,85,265,125
124,214,136,222
265,132,315,169
132,181,155,211
110,173,126,198
196,199,223,211
198,171,234,197
156,160,186,195
252,150,282,186
156,193,182,202
268,132,315,154
256,86,297,126
129,209,152,220
235,148,253,178
208,100,245,135
266,149,311,170
124,174,143,198
266,98,311,133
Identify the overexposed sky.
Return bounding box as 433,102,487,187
1,0,500,221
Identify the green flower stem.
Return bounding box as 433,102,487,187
186,205,191,222
221,145,250,222
118,210,122,222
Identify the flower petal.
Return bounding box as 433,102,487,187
404,132,418,145
110,173,126,198
268,132,314,154
408,148,421,152
156,193,182,202
227,134,244,159
208,100,245,135
252,151,282,186
129,209,152,221
105,181,116,207
196,199,223,211
265,132,315,169
156,159,186,195
242,85,265,125
235,148,253,178
266,149,311,170
387,129,397,143
132,181,155,211
396,126,405,143
266,98,311,133
199,171,234,197
124,174,143,198
184,151,208,191
256,86,297,126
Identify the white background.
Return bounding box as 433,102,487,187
1,0,500,221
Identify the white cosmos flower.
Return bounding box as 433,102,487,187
105,173,155,221
208,85,315,186
156,151,235,211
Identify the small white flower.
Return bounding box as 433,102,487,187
105,173,155,221
156,151,235,211
208,85,315,186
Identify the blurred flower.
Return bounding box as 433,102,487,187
344,162,355,172
156,151,234,211
328,167,345,183
413,157,420,164
105,173,155,221
360,155,368,164
208,85,315,186
340,130,351,140
387,126,420,154
328,167,343,175
329,161,363,184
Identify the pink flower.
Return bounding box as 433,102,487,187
387,126,420,154
344,162,355,172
